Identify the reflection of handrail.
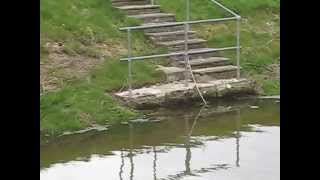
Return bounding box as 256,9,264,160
236,109,241,167
185,117,191,175
185,106,206,175
118,105,242,179
119,149,124,180
129,123,134,180
153,146,157,180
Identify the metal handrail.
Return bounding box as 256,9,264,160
120,46,239,61
119,17,238,31
210,0,240,18
119,0,241,97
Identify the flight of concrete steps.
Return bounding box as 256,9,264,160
112,0,238,83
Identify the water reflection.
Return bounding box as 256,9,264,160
129,123,134,180
119,150,124,180
153,146,157,180
40,99,279,180
236,109,240,167
118,106,242,180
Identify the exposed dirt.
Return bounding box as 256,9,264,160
40,41,127,93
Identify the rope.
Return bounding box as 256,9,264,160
188,105,206,137
118,78,128,93
185,55,208,106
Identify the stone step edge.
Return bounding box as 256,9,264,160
146,30,196,36
193,65,238,74
176,57,230,66
156,65,239,75
157,38,207,46
129,13,175,18
112,0,147,2
117,5,160,10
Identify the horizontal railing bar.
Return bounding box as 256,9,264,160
210,0,240,18
120,46,239,61
119,17,238,31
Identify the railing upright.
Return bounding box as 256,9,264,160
184,0,190,87
236,16,241,79
127,29,133,97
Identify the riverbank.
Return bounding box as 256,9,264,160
40,0,279,135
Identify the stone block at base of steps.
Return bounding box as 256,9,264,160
114,78,257,108
112,0,151,7
157,65,238,83
193,65,238,82
129,13,176,24
116,5,161,15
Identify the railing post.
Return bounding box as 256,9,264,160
184,23,189,87
151,0,154,5
184,0,191,87
236,16,241,79
127,29,133,97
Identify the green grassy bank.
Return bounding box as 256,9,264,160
40,0,280,135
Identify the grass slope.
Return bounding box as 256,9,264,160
40,0,164,134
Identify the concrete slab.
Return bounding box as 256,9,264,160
114,78,257,108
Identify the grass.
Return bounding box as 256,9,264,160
40,59,164,134
40,0,280,134
40,0,165,134
157,0,279,20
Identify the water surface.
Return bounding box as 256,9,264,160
40,99,280,180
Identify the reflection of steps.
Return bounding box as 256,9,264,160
112,0,255,105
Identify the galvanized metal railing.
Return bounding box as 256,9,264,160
119,0,241,97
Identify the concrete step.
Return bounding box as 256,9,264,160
157,65,238,82
129,13,176,23
174,57,232,68
193,65,238,82
112,0,151,7
146,30,197,42
170,48,221,61
143,23,185,33
117,5,161,15
156,66,186,82
157,38,207,51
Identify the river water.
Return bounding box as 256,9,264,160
40,99,280,180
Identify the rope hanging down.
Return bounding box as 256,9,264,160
185,56,208,106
